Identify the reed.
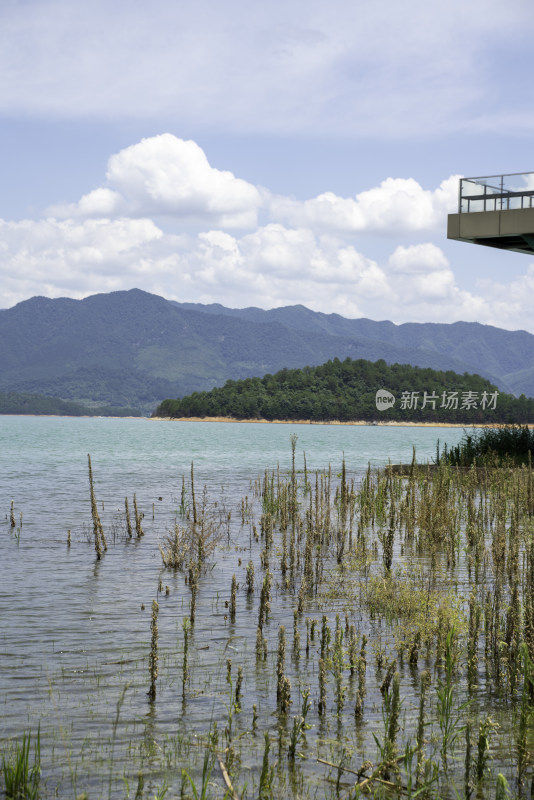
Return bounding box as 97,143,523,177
259,732,274,799
235,666,243,711
464,721,472,800
288,715,304,761
88,454,107,558
190,461,197,524
125,497,132,538
246,560,255,595
279,675,291,714
476,716,498,783
378,671,401,781
189,567,198,625
229,574,237,623
182,617,190,698
436,627,469,765
276,626,287,707
333,614,345,714
318,657,327,716
293,609,300,661
133,493,144,538
15,449,534,796
496,773,511,800
416,670,431,785
148,599,159,701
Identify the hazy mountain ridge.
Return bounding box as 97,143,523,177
1,288,533,413
175,300,532,392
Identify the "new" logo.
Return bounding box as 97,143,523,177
376,390,395,411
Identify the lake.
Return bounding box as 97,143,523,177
0,418,475,798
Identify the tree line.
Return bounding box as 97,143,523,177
154,357,534,423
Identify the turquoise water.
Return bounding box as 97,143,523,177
0,417,467,798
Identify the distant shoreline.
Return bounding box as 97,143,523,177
0,413,145,419
3,414,531,428
151,416,527,428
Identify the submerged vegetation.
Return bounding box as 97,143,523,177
154,356,534,423
6,438,534,797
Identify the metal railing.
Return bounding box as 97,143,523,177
459,172,534,213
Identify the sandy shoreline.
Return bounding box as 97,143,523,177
3,414,529,428
150,416,524,428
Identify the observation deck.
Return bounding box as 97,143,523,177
447,172,534,255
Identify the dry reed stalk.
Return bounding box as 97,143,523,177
246,560,255,595
125,497,132,538
189,567,198,625
279,675,291,714
293,609,300,660
148,599,159,701
182,617,190,698
190,461,197,524
133,493,144,538
235,666,243,711
230,574,237,623
276,626,286,706
318,657,327,716
88,454,107,558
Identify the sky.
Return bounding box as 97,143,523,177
2,0,534,331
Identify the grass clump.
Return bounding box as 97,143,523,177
362,564,465,650
2,727,41,800
442,424,534,467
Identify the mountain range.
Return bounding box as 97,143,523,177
1,288,534,413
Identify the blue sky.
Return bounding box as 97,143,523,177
1,0,534,331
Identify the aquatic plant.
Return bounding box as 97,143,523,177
442,424,534,467
229,574,237,623
148,599,159,701
182,617,191,698
125,497,132,538
88,454,107,558
2,727,40,800
133,493,144,538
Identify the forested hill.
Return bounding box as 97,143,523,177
0,392,141,417
154,357,534,424
5,289,534,413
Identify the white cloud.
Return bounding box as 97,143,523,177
270,176,460,233
2,208,534,332
50,134,262,228
388,243,450,273
0,216,165,307
49,133,461,238
0,216,390,316
3,133,534,335
0,0,531,138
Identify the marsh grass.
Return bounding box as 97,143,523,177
443,424,534,467
1,726,41,800
10,443,534,798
